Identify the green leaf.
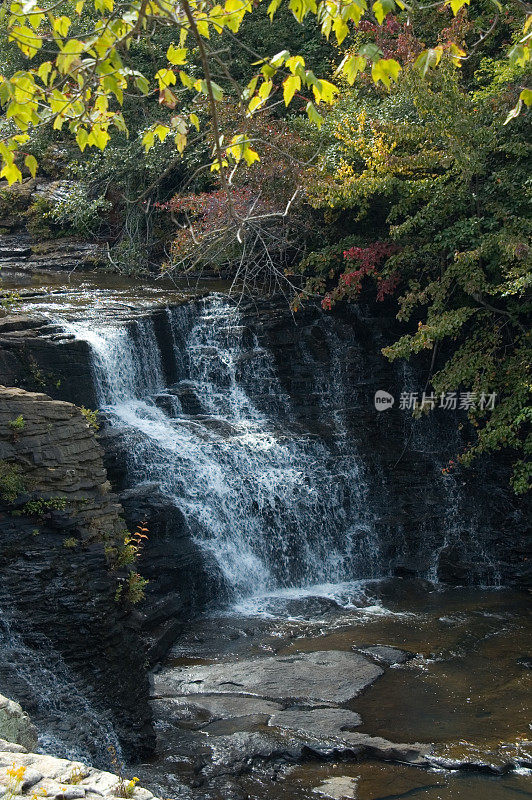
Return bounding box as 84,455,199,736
305,100,324,128
134,74,150,95
24,153,37,177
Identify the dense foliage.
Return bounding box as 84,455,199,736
294,47,531,492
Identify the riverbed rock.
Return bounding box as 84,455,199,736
154,651,383,704
313,777,358,799
268,708,362,738
0,696,38,751
354,645,413,666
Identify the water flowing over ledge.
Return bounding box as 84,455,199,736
53,293,512,605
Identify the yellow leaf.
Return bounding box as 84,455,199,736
247,95,263,114
371,58,401,88
332,17,349,45
52,16,71,37
243,146,259,165
259,79,273,99
449,0,469,15
1,161,23,184
24,153,37,177
167,44,187,65
189,112,200,130
8,25,42,58
283,74,300,105
76,127,89,151
337,54,366,84
175,132,187,153
155,68,177,89
37,60,52,84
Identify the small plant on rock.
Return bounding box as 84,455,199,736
5,764,26,800
0,461,27,504
8,415,25,435
79,406,100,431
63,537,79,549
16,497,68,517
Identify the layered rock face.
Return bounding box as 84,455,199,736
0,316,96,408
0,178,105,273
0,387,154,761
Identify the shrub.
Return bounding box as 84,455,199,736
0,461,26,504
79,406,100,431
8,415,25,434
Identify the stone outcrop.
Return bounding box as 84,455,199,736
0,315,97,408
0,696,37,752
0,387,154,760
0,386,123,540
0,740,171,800
154,651,384,704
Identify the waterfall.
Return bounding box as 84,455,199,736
60,297,381,603
0,607,123,767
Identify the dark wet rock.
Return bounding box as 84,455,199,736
119,484,228,665
156,695,281,723
355,645,414,666
203,731,304,777
201,728,431,778
154,651,383,704
268,708,362,738
0,313,97,407
279,597,344,619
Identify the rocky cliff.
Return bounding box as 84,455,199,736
0,694,168,800
0,386,154,762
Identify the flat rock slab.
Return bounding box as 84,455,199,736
269,708,362,738
156,694,282,720
154,651,383,704
313,777,358,799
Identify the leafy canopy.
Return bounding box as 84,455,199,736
0,0,530,184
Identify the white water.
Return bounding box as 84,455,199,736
0,608,123,767
60,297,381,602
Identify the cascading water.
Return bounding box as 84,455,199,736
60,296,381,604
0,607,123,767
